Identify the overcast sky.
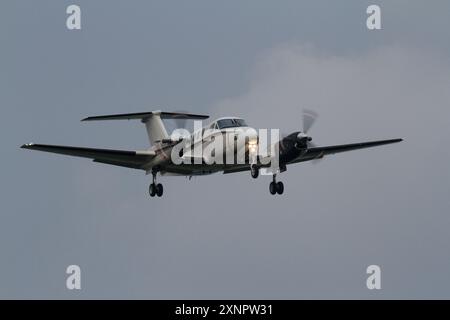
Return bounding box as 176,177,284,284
1,0,450,299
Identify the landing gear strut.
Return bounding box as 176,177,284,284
269,174,284,195
149,171,163,197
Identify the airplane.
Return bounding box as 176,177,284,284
21,110,402,197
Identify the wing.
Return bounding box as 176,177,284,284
21,143,155,170
290,138,403,164
217,138,403,175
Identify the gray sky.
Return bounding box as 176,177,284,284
1,0,450,299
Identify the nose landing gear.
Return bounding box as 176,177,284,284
250,165,259,179
149,171,163,197
269,174,284,195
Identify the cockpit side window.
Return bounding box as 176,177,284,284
217,119,236,129
234,119,247,127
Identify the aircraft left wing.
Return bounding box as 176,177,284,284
290,138,403,164
21,143,155,170
222,138,402,175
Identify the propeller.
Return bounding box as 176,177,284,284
302,109,318,134
301,109,322,164
267,109,323,165
294,109,318,145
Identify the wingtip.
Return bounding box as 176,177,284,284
21,143,34,149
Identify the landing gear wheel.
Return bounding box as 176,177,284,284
156,183,163,197
276,181,284,195
149,183,156,197
251,166,259,179
269,182,277,195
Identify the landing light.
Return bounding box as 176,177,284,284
248,140,258,153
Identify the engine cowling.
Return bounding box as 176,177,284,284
278,131,311,163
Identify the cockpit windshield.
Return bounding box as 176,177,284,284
217,118,248,129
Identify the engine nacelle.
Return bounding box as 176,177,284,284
278,131,310,163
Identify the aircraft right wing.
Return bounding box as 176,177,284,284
21,143,155,170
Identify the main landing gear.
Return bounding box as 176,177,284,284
269,174,284,195
250,166,284,195
149,171,163,197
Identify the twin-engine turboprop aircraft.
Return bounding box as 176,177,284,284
21,110,402,197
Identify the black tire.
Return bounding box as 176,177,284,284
269,182,277,195
276,181,284,195
251,166,259,179
149,183,156,197
156,183,163,197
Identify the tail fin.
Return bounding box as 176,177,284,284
82,110,209,146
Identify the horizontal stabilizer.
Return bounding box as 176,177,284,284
81,110,209,122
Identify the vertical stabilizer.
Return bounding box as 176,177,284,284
81,110,209,146
142,111,169,145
